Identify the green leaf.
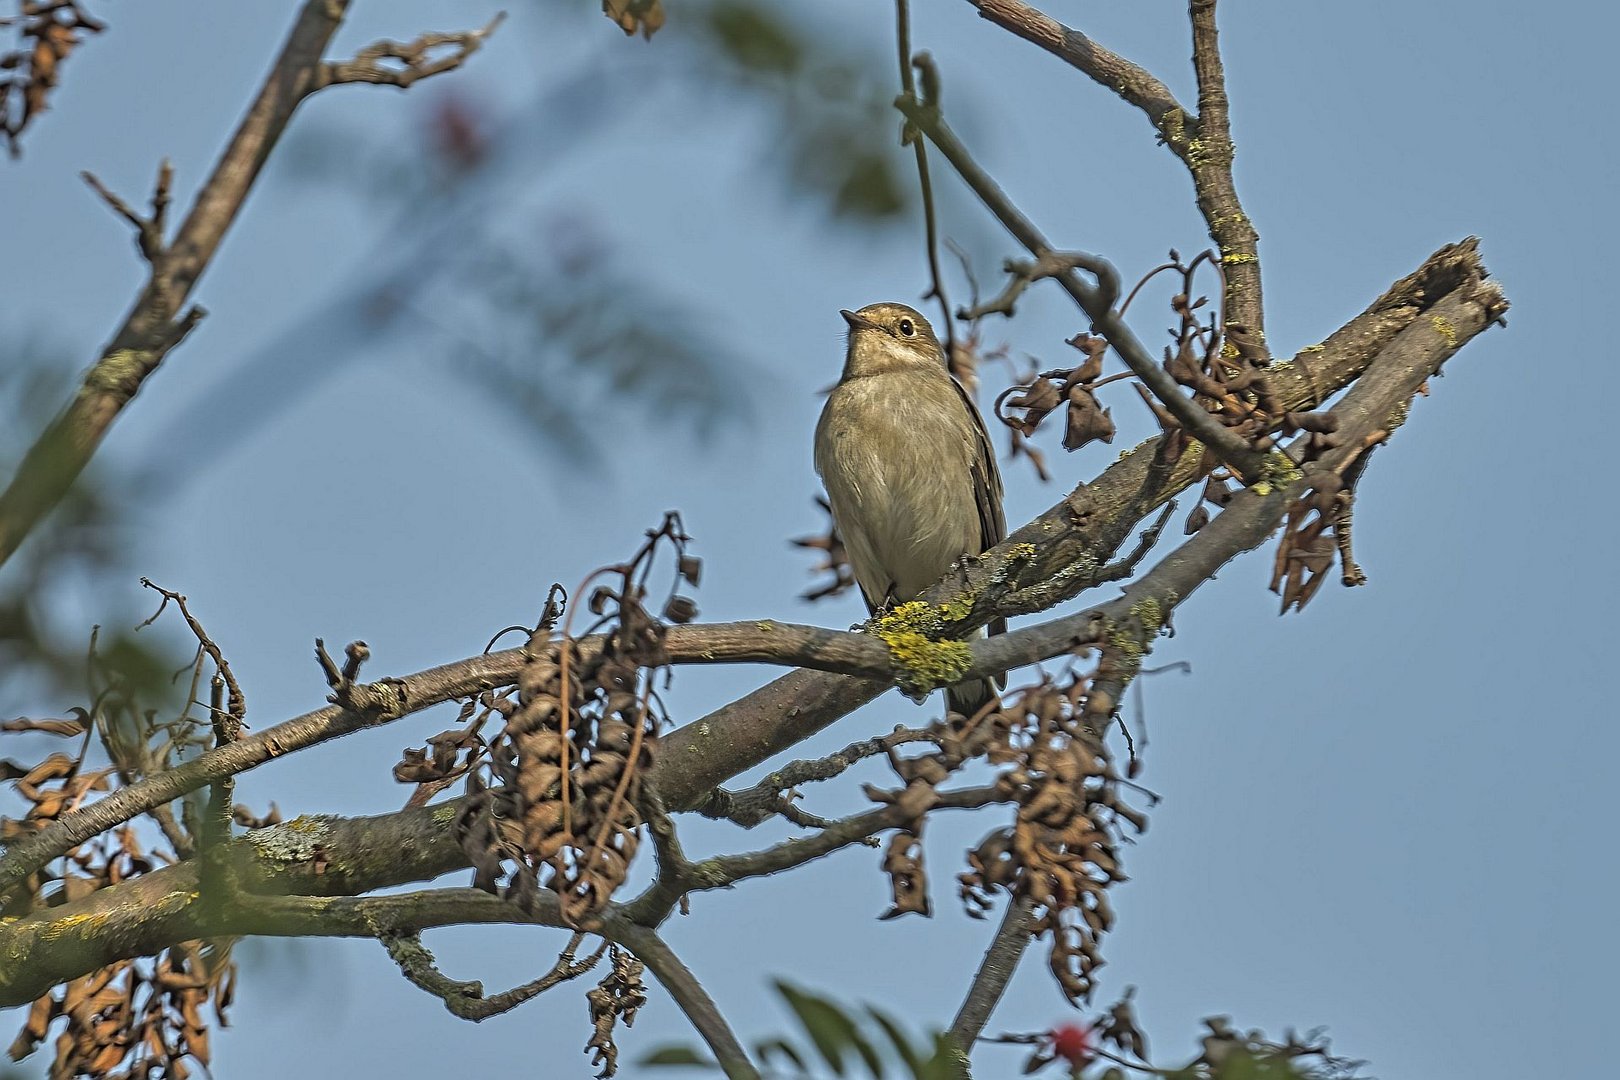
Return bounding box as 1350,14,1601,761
865,1007,925,1078
754,1038,808,1072
639,1045,717,1069
773,980,870,1077
705,1,803,74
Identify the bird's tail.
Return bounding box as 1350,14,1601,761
946,677,998,719
945,619,1007,719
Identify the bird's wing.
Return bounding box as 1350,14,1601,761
950,375,1009,648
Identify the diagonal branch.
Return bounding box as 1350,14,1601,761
949,896,1035,1049
968,0,1188,137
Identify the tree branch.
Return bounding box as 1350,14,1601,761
0,242,1501,897
379,928,606,1021
949,896,1035,1049
317,12,505,90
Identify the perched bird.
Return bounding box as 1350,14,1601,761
814,302,1007,717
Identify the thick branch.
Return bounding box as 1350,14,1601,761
0,784,1006,1006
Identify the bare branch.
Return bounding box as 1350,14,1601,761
610,925,760,1080
318,12,506,90
693,726,941,828
79,159,172,262
895,1,958,376
380,928,606,1021
949,897,1035,1049
0,1,503,574
968,0,1188,141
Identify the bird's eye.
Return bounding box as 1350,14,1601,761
898,318,915,336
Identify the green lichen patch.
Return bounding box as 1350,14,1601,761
1251,451,1303,496
1430,314,1458,349
875,602,972,698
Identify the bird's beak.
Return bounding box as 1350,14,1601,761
840,309,880,332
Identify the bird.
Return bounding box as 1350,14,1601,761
813,301,1007,717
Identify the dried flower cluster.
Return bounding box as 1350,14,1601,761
870,665,1146,1006
444,515,700,926
1,720,235,1080
585,945,648,1078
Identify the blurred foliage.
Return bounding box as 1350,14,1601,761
644,981,963,1080
644,982,1365,1080
0,336,174,716
152,0,916,485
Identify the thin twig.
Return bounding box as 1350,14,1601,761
895,1,957,372
318,11,506,89
380,928,606,1020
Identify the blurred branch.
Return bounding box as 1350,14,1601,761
0,0,500,573
318,11,505,89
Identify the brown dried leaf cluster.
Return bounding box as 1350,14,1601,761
2,728,235,1079
870,668,1145,1005
10,933,235,1080
447,515,698,926
995,332,1115,467
1271,470,1358,614
602,0,664,39
584,945,647,1079
0,0,103,155
3,607,253,1079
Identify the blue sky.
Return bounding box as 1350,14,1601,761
1,1,1613,1077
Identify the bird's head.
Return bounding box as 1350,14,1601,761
840,302,945,379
